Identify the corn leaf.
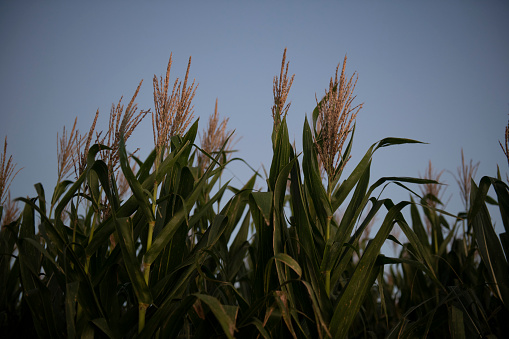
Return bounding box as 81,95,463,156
251,192,272,226
330,200,409,339
449,305,466,339
332,138,424,210
274,253,302,277
65,281,79,339
113,216,152,305
470,177,509,307
303,116,331,229
194,293,238,339
269,117,291,191
119,133,154,223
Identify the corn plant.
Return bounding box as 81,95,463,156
229,50,439,338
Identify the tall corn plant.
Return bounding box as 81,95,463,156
239,49,436,339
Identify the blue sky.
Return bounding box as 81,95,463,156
1,1,508,236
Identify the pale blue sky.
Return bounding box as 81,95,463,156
1,1,508,235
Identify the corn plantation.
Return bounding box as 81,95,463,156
1,50,508,338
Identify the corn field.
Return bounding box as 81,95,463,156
1,50,508,338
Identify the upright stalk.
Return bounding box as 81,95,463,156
84,211,99,273
139,152,160,333
85,187,103,273
325,180,333,297
324,217,332,297
144,183,158,284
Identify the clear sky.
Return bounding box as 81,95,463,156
1,1,508,236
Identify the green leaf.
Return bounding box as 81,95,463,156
331,197,385,285
269,117,291,191
188,180,230,230
19,198,37,263
87,163,102,211
178,119,199,163
331,124,355,185
299,280,332,338
288,147,319,267
66,281,79,339
194,294,238,339
139,295,196,338
132,149,156,183
206,214,229,248
375,254,432,274
142,134,224,266
247,318,271,339
85,142,191,256
331,201,409,339
386,199,443,289
273,290,298,338
491,178,509,234
34,183,47,217
274,253,302,277
22,278,63,338
220,173,256,244
410,196,429,247
17,201,105,320
91,160,119,210
119,132,154,223
113,216,152,305
332,138,425,210
328,160,370,270
91,318,116,338
17,199,63,337
273,157,297,284
303,117,331,229
449,305,466,339
251,192,272,226
470,177,509,307
229,210,251,260
54,168,88,237
22,238,64,275
51,179,73,208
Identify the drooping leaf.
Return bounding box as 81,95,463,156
194,293,238,339
274,253,302,277
332,138,425,210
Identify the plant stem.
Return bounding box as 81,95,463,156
138,303,148,334
139,171,159,333
325,181,333,297
144,220,155,284
84,207,100,274
144,181,158,284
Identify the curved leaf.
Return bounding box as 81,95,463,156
469,177,509,307
331,200,409,339
194,293,238,339
274,253,302,277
